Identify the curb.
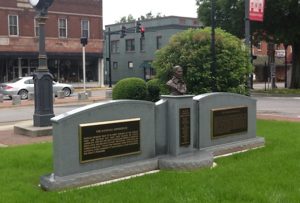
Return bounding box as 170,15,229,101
251,92,300,97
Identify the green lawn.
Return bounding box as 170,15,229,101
1,120,300,203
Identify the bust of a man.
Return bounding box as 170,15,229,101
166,65,187,95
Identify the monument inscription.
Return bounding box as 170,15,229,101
79,118,140,163
212,106,248,138
179,108,191,146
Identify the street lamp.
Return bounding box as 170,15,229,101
29,0,54,127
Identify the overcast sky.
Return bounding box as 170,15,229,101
102,0,198,26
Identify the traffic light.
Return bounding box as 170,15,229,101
140,26,145,38
29,0,54,12
136,21,141,33
80,37,88,46
120,26,126,38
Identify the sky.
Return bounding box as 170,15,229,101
102,0,198,26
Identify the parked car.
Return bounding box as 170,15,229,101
0,77,74,100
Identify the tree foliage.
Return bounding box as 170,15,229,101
116,12,165,23
197,0,245,38
152,28,252,95
197,0,300,88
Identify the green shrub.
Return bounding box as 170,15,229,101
146,79,161,102
152,27,252,95
112,77,147,100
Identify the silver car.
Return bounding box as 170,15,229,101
0,77,74,100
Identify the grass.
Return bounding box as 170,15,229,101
1,120,300,202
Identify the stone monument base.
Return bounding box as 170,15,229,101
40,152,214,191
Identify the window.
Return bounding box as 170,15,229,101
113,62,118,69
140,38,145,52
128,61,133,69
81,19,90,38
34,19,39,37
126,39,135,52
156,36,162,49
8,15,19,36
111,40,120,53
58,18,67,38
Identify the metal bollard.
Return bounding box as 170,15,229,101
0,94,3,103
57,90,65,99
78,92,88,100
12,95,21,105
105,89,112,99
86,90,92,97
28,92,35,100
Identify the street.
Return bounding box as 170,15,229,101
254,96,300,118
0,94,300,124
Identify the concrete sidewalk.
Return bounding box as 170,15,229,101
0,92,109,147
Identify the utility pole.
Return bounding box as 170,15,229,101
210,0,217,92
106,27,112,88
245,0,253,91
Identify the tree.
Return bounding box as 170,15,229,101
197,0,245,38
116,14,135,23
116,12,165,23
197,0,300,88
152,28,252,95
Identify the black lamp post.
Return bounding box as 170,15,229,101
29,0,54,127
106,27,112,88
210,0,217,92
284,43,288,88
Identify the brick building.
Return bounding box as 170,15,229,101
252,41,292,84
0,0,104,84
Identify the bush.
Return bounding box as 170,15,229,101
112,77,147,100
152,27,252,95
146,79,161,102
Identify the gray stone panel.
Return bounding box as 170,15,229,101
155,99,168,155
51,100,156,176
161,95,196,156
194,93,257,149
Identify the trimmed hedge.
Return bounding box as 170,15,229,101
112,77,147,100
146,79,161,102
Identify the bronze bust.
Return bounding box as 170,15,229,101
166,65,187,95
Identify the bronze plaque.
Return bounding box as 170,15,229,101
179,108,191,146
79,118,140,163
212,106,248,138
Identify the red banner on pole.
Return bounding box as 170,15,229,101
249,0,265,22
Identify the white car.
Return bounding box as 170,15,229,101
0,77,74,100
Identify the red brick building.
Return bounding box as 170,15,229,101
252,41,292,84
0,0,103,83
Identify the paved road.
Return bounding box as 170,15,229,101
254,96,300,119
1,95,299,124
0,104,88,124
0,89,107,124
